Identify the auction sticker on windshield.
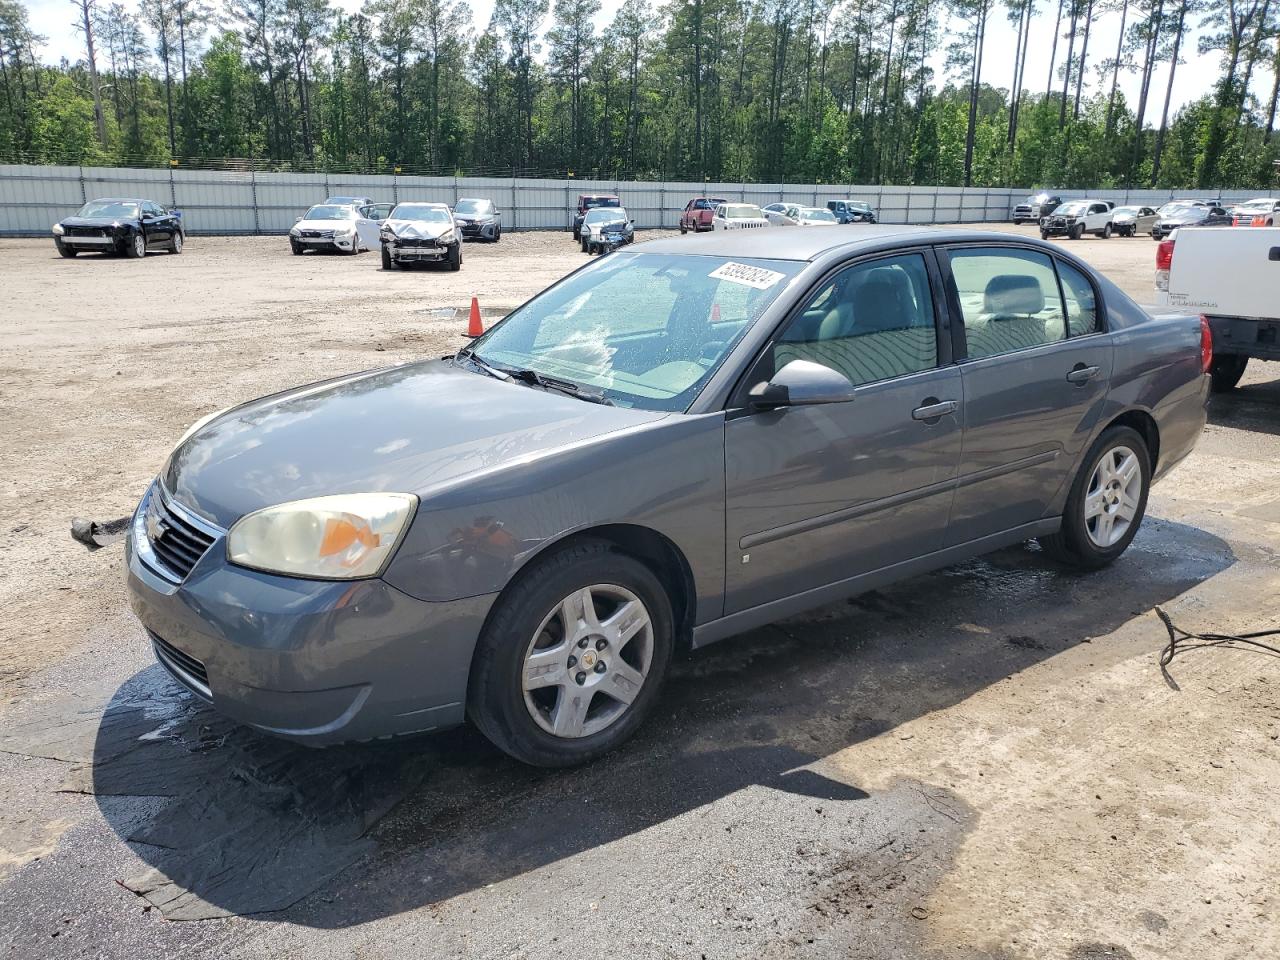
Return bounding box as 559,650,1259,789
710,262,786,290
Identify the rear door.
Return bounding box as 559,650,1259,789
938,245,1113,546
723,249,963,613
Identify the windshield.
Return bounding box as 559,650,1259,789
463,252,802,411
803,209,837,222
1024,194,1049,204
1237,200,1274,212
325,196,365,204
583,197,620,210
1112,206,1139,216
304,205,356,221
78,200,140,219
1164,206,1205,220
584,208,627,224
391,204,451,223
454,199,492,215
723,204,762,218
1056,202,1087,216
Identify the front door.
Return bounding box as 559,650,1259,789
939,245,1113,545
724,250,963,615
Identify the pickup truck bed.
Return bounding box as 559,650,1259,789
1154,226,1280,390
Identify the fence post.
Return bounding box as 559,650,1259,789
904,190,912,226
983,186,990,223
511,174,518,230
250,158,260,236
930,186,938,224
77,165,86,204
659,179,665,230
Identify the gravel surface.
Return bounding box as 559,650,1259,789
1,226,1278,959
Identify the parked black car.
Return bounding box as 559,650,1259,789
1012,192,1063,224
51,198,184,258
827,199,877,223
1150,204,1232,240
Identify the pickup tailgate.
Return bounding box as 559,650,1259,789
1166,226,1280,318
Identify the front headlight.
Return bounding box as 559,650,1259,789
227,493,418,580
52,223,65,235
439,230,456,243
289,227,301,236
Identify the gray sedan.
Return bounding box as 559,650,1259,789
126,227,1210,766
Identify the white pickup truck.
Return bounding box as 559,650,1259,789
1154,226,1280,391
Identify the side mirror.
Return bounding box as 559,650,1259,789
630,219,635,225
748,360,855,411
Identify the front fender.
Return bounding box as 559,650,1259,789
381,413,728,624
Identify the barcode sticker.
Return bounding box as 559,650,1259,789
709,261,786,290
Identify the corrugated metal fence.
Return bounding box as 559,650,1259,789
0,163,1269,236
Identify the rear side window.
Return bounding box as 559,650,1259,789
771,253,938,388
947,247,1066,360
1056,260,1100,336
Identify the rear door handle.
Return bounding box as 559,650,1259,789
912,399,958,421
1066,364,1100,384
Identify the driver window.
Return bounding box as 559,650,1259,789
772,253,939,387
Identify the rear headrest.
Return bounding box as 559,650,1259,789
984,274,1044,316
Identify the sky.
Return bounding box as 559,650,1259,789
22,0,1246,123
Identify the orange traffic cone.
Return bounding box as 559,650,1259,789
466,297,484,337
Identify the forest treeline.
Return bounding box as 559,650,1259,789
1,0,1279,188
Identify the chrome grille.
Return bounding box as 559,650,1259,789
300,229,335,239
143,489,217,580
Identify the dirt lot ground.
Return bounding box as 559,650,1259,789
0,226,1278,959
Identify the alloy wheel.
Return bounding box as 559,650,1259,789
1084,444,1142,548
133,234,145,257
521,584,653,739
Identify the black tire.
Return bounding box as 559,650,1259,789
1038,425,1152,570
581,238,589,253
1210,354,1248,393
467,540,674,767
124,231,146,258
1102,223,1112,239
169,230,184,254
1070,223,1084,240
291,239,304,255
381,244,396,270
55,239,77,258
448,242,462,271
1040,230,1051,240
493,227,501,242
679,223,687,235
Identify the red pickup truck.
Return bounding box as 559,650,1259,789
680,197,728,234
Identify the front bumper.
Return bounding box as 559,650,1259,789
457,220,498,240
385,239,453,261
125,485,496,745
293,233,357,251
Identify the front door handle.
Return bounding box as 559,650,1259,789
1066,363,1100,384
912,398,958,421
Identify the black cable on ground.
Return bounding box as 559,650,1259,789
1155,606,1280,687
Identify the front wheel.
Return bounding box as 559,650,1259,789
1102,223,1112,239
125,232,146,258
1040,230,1051,240
381,244,396,270
467,540,674,767
448,242,462,271
1038,425,1151,569
1210,354,1248,392
1070,223,1084,240
55,239,77,258
290,239,303,255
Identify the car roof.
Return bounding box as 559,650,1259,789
641,224,1037,262
393,200,449,207
456,197,492,203
88,197,147,203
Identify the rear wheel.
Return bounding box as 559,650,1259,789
1038,425,1151,569
467,540,674,767
1210,354,1248,392
55,239,77,258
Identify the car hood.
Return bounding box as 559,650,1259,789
162,359,668,528
59,216,134,229
453,212,493,222
383,218,453,239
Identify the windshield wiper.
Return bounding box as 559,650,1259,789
455,350,613,405
506,368,614,405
